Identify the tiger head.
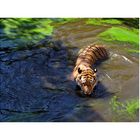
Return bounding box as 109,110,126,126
76,66,98,95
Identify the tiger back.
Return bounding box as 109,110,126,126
73,44,108,95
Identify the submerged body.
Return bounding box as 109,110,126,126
73,44,108,95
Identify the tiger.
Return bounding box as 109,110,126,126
72,44,108,95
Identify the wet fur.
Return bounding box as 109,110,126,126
73,44,108,95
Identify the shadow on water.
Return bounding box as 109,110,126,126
75,81,113,99
0,37,111,122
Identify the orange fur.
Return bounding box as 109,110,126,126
73,44,108,95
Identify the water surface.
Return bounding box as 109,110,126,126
0,18,139,122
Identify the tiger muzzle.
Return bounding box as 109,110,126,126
83,86,92,95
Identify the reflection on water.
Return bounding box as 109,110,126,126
0,18,139,122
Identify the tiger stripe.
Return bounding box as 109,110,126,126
73,44,108,95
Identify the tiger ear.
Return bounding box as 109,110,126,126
78,68,82,74
94,68,97,73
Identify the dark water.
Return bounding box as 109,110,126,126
0,19,139,122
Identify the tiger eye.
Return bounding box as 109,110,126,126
78,68,82,74
94,68,97,73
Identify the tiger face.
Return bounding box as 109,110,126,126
76,67,97,95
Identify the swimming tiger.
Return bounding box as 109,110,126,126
72,44,108,95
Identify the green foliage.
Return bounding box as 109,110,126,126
127,49,139,53
0,18,53,49
61,18,80,23
0,18,81,50
125,100,139,116
86,18,122,25
0,18,139,54
98,27,139,46
110,96,139,121
51,18,81,26
117,18,139,29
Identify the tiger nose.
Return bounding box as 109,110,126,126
84,86,91,95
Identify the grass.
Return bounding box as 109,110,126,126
110,96,139,121
86,18,122,25
99,27,139,45
86,18,139,54
127,48,139,53
98,26,139,53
